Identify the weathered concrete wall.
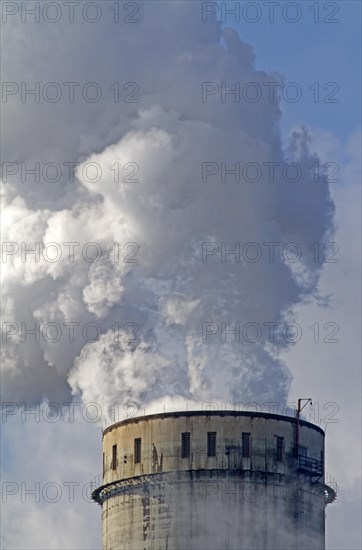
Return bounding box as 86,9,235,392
99,412,326,550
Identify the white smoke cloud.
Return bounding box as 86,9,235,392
1,2,335,423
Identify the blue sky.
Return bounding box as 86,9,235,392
221,0,361,140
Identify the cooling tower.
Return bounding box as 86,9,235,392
92,411,336,550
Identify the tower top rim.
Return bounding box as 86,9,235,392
103,409,325,437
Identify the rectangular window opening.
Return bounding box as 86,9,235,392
242,432,250,458
134,438,141,464
207,432,216,457
181,432,190,458
276,436,284,462
112,444,117,470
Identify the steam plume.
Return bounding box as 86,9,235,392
1,2,334,422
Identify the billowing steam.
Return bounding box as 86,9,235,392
1,2,334,423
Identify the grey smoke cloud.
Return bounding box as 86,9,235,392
1,1,334,421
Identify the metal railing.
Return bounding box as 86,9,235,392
324,472,338,504
298,455,323,476
89,474,102,499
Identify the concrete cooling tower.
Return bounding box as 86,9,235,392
92,410,337,550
